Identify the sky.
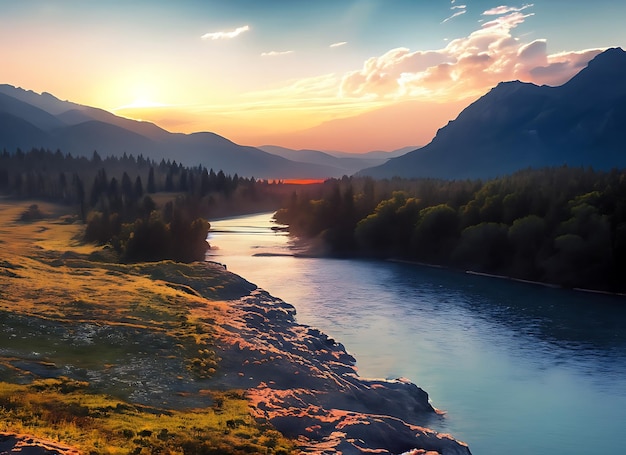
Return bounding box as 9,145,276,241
1,0,625,153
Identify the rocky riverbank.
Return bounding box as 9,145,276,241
0,200,471,454
216,290,472,454
0,433,81,455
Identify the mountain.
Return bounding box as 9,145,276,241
0,85,341,179
360,47,626,180
325,146,417,160
258,145,412,175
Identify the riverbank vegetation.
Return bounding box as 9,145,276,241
0,200,295,454
275,167,626,293
0,148,302,262
0,378,292,455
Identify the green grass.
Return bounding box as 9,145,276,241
0,378,294,455
0,204,296,454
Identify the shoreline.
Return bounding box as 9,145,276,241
0,201,472,455
259,222,626,297
387,258,626,297
209,286,472,454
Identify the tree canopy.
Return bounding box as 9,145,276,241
1,147,293,262
274,167,626,293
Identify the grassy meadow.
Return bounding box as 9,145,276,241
0,199,294,454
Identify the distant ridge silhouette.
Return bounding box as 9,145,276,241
0,85,347,179
359,47,626,179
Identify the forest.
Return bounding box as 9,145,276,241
275,167,626,293
4,147,626,293
0,147,294,262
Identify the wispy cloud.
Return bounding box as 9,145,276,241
442,2,467,23
442,10,467,23
201,25,250,40
261,50,294,57
483,4,534,16
480,11,533,30
330,41,347,48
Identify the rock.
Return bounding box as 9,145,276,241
212,288,472,454
0,433,81,455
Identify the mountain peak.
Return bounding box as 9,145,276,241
360,46,626,180
589,46,625,63
561,47,626,95
490,80,539,97
580,46,626,74
41,91,62,101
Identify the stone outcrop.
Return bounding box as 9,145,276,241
0,433,81,455
208,289,472,455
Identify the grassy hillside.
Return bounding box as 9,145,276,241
0,199,294,454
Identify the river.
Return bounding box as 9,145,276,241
207,212,626,455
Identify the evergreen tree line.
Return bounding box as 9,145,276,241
0,148,275,206
1,147,289,262
275,167,626,292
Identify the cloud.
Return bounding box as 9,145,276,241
529,48,604,85
340,8,604,101
442,10,467,23
340,48,453,97
229,2,602,142
478,10,533,31
442,3,466,23
261,50,294,57
201,25,250,40
483,4,534,16
330,41,347,48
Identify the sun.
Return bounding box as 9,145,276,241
111,81,169,111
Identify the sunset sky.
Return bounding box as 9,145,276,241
2,1,625,152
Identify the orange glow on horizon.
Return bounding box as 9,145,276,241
281,179,326,185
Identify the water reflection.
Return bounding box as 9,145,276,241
390,263,626,373
208,212,626,455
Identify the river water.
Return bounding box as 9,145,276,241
207,212,626,455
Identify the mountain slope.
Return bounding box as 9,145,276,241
0,113,49,152
0,84,83,115
50,120,158,157
0,86,341,179
0,92,67,132
360,47,626,180
326,146,417,160
170,133,341,178
258,145,393,175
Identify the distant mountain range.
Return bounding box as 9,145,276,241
360,47,626,179
258,145,414,176
0,85,402,179
4,47,624,181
